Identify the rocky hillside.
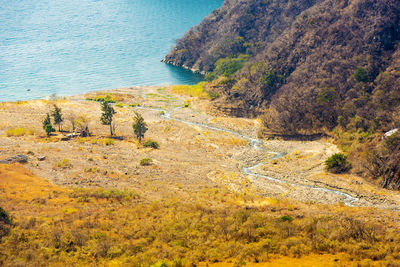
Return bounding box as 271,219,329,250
165,0,400,188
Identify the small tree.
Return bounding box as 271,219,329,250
43,113,51,130
133,112,148,143
45,124,55,136
100,101,116,136
76,115,90,137
66,114,77,132
42,113,55,136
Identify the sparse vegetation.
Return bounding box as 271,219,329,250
2,85,400,265
2,165,400,266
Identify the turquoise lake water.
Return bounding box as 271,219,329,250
0,0,223,101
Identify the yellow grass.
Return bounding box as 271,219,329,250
5,127,34,137
171,82,210,99
1,165,400,266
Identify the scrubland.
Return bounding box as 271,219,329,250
1,86,400,266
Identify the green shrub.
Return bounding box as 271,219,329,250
0,206,11,239
353,67,369,83
0,206,10,224
212,54,250,78
280,215,293,222
143,140,159,149
325,153,352,173
140,158,152,166
183,100,190,107
205,72,218,82
86,94,116,103
207,90,220,100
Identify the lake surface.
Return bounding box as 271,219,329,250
0,0,223,101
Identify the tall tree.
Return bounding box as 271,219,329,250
132,112,148,143
51,105,63,132
100,101,116,136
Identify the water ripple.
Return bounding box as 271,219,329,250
0,0,223,102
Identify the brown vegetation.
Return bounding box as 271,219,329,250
1,164,400,266
165,0,400,188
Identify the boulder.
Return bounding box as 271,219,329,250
0,155,28,164
384,128,399,138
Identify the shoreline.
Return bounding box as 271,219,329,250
0,85,175,103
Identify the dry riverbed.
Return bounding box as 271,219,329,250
1,86,399,210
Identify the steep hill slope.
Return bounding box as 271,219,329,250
164,0,400,188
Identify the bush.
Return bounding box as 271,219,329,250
0,206,11,240
353,67,369,83
55,159,73,169
140,158,152,166
280,215,293,222
143,140,159,149
325,153,352,173
0,206,10,224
